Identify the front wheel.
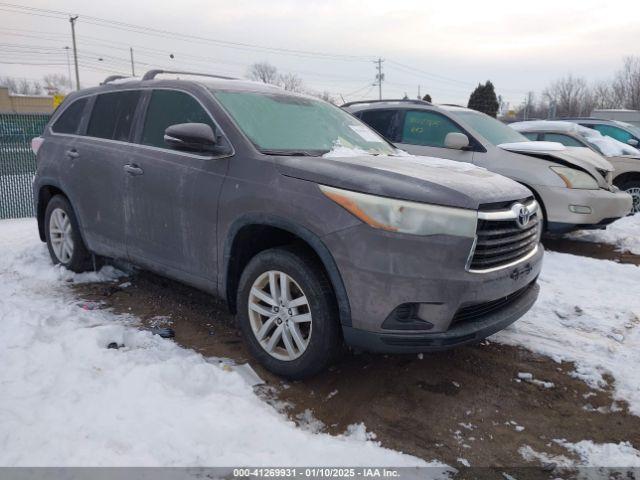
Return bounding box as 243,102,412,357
620,181,640,215
44,195,93,272
236,247,341,379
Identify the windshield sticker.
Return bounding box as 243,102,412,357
349,125,385,143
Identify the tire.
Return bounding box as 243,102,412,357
620,180,640,215
236,246,341,379
44,195,93,273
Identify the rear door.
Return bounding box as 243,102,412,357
124,88,231,286
393,109,476,163
64,90,141,258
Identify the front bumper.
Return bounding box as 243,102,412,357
343,281,539,353
536,185,632,233
322,223,544,352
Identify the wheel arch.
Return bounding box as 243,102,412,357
222,214,352,327
613,171,640,189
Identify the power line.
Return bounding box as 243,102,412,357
0,2,373,62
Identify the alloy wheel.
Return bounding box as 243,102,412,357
627,187,640,214
49,207,74,264
248,270,312,361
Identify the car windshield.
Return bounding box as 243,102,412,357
450,110,529,145
613,120,640,138
212,90,395,156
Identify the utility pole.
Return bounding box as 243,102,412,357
417,84,421,100
374,58,384,100
69,15,80,90
64,46,72,88
129,47,136,76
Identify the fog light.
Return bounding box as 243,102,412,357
569,205,592,214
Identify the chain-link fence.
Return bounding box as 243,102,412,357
0,113,50,219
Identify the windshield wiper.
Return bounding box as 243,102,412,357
260,149,327,157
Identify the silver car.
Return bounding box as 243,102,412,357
511,120,640,214
344,100,632,233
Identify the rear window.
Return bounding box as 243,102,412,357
51,98,88,134
86,91,141,141
358,109,400,141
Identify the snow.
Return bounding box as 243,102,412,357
520,441,640,468
0,218,437,467
566,215,640,255
495,250,640,414
497,141,566,152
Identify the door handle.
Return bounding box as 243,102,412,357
65,149,79,159
123,164,144,176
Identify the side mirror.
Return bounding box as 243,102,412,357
444,132,470,150
627,138,639,147
164,123,217,152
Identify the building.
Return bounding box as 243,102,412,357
0,86,55,114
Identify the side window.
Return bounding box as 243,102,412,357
358,109,400,141
401,110,464,147
141,90,216,150
86,91,141,141
51,98,88,134
593,124,633,143
521,132,540,141
543,133,584,147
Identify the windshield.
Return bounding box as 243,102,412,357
613,120,640,138
212,90,395,156
451,110,529,145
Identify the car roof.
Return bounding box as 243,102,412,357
342,99,476,114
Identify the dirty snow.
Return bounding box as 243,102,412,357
0,218,438,467
495,250,640,414
519,440,640,468
566,215,640,255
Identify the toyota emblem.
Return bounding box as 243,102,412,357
516,206,531,228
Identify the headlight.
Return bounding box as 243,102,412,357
319,185,477,237
550,166,598,190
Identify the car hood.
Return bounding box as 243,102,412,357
276,153,532,210
498,141,614,187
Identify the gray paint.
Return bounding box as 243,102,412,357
33,76,542,351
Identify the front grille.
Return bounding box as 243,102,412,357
469,206,540,271
451,281,534,325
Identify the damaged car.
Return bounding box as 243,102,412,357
345,100,632,233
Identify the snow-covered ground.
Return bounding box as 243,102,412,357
566,215,640,255
0,219,437,468
2,217,640,467
496,250,640,414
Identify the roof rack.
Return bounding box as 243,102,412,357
141,69,238,81
341,98,432,108
101,75,129,85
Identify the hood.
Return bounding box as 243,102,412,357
498,141,614,188
276,154,532,210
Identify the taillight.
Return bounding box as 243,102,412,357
31,136,44,155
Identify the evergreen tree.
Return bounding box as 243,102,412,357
422,93,432,102
467,81,499,117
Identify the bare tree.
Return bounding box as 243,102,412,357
543,74,591,117
0,76,18,93
247,62,279,85
278,72,304,92
614,56,640,109
43,74,72,94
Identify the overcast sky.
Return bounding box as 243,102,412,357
2,0,639,107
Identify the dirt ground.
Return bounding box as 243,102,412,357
71,238,640,474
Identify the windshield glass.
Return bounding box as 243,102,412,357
613,120,640,138
212,90,395,156
451,110,529,145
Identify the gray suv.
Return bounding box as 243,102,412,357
32,70,543,378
